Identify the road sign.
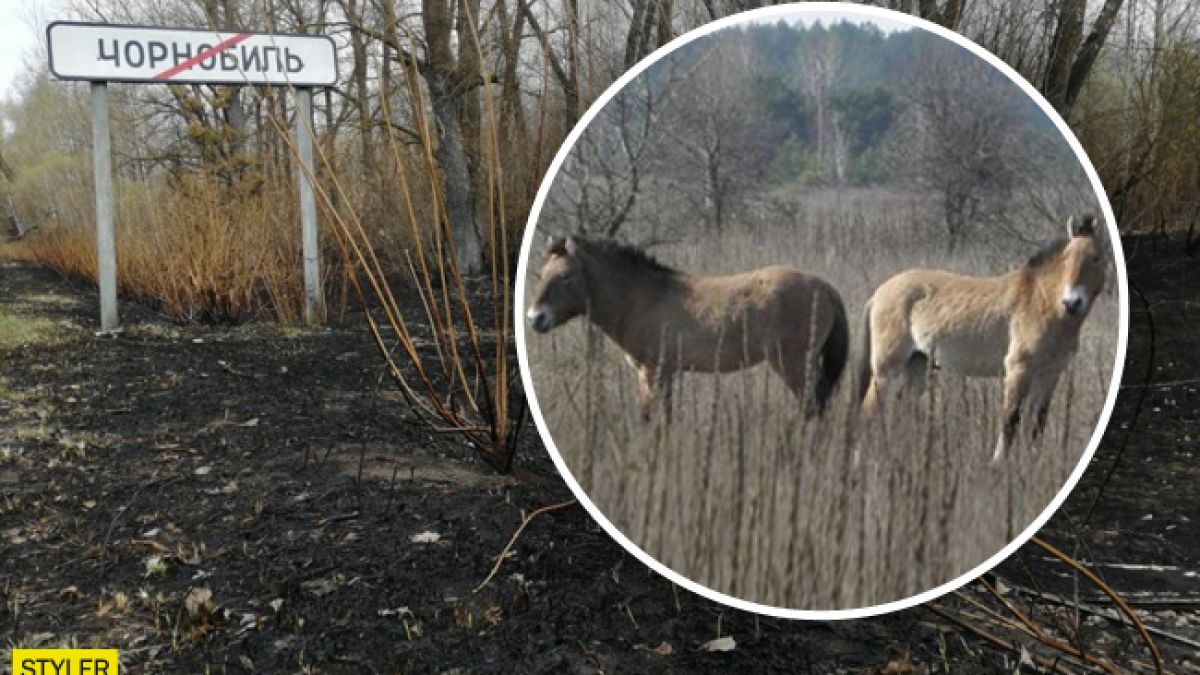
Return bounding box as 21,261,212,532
47,20,335,331
47,21,337,86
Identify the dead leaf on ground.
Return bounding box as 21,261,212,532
700,636,736,652
184,587,215,617
175,543,202,566
880,652,920,674
204,480,239,496
635,642,675,656
301,578,337,597
97,591,130,617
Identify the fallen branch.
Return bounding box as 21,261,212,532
926,603,1103,674
950,589,1118,673
473,499,577,593
1005,580,1200,651
1031,537,1165,675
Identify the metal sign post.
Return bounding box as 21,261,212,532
46,21,338,329
295,87,323,325
90,82,118,332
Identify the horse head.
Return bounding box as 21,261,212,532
527,235,588,333
1058,214,1107,318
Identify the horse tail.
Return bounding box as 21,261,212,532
856,298,874,406
816,289,850,410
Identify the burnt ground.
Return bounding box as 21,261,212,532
0,235,1196,673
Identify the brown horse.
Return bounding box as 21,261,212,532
526,235,850,419
858,214,1109,461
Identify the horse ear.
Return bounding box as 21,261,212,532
1070,213,1097,238
546,235,568,257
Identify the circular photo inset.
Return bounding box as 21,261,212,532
516,5,1127,617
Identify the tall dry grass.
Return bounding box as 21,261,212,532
0,157,454,325
2,171,316,323
525,189,1120,609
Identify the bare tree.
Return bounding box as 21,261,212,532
797,27,845,184
896,39,1026,249
550,57,681,239
655,35,781,232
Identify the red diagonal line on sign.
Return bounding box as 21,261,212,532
154,32,253,81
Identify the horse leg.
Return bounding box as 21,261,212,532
659,372,676,423
862,353,907,417
768,344,819,416
634,361,675,424
635,362,656,423
995,363,1033,462
903,351,930,399
861,376,883,416
860,309,912,415
1028,372,1062,442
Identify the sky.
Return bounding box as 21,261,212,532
0,1,43,101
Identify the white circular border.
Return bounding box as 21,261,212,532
514,2,1130,620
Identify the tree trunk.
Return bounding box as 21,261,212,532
497,0,529,150
497,0,530,214
519,0,580,122
1062,0,1124,115
1045,0,1085,114
707,145,723,234
625,0,650,70
656,0,674,48
423,0,483,274
344,0,374,172
1044,0,1124,117
0,149,23,238
917,0,965,29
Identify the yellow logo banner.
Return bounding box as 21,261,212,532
12,649,119,675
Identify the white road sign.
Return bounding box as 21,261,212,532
47,21,337,86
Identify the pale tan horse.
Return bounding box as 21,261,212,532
858,214,1108,461
527,235,850,419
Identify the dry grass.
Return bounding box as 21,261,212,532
525,189,1120,610
1,175,310,323
0,138,449,326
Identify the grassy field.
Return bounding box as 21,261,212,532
523,188,1121,610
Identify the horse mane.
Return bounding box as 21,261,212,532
577,237,676,275
1024,237,1069,270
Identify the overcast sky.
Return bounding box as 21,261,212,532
0,1,44,101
